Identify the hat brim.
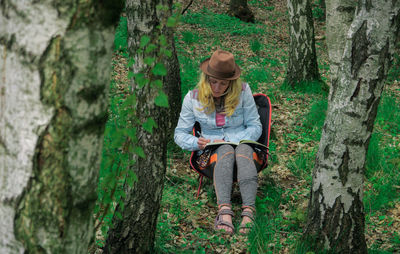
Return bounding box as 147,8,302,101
200,58,241,80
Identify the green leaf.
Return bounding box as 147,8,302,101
167,16,177,27
161,48,172,57
125,127,137,139
126,169,137,186
140,35,151,48
128,57,135,67
154,90,169,107
156,4,164,10
152,63,167,76
94,204,100,214
119,201,125,212
104,193,112,204
101,225,108,236
127,70,134,79
116,212,123,220
110,136,125,150
142,117,158,133
121,94,136,108
134,73,150,88
144,57,156,65
151,79,163,88
145,44,158,54
159,35,167,46
133,146,146,158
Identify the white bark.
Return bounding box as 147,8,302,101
0,1,118,253
325,0,356,82
0,3,67,252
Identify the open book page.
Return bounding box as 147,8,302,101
238,140,268,149
204,141,238,148
205,140,267,149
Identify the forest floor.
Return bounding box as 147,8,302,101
104,0,400,253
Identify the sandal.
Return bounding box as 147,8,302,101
239,208,255,235
214,208,235,235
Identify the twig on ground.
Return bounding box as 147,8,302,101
181,0,195,15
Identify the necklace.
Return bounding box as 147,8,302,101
214,96,225,113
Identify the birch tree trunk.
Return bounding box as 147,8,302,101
304,1,400,252
0,1,121,253
103,0,181,253
325,0,356,82
286,0,320,86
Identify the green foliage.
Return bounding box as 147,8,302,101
364,91,400,214
250,38,262,53
287,149,316,179
302,99,328,139
387,52,400,82
312,7,325,22
247,183,284,253
248,0,275,11
243,66,274,91
364,132,399,213
374,92,400,135
311,0,326,21
181,31,199,45
182,8,265,36
292,235,334,254
114,16,127,52
281,80,329,96
177,54,200,97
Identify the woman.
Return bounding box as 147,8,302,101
174,50,262,235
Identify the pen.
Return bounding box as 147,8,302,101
196,130,203,138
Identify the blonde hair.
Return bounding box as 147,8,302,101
197,72,242,116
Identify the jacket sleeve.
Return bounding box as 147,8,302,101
229,84,262,143
174,92,200,151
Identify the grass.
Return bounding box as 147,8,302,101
364,92,400,215
182,8,266,36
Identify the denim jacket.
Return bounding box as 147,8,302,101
174,83,262,151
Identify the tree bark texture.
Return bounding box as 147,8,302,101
304,1,400,253
229,0,255,23
326,0,357,82
103,0,181,253
0,1,122,253
286,0,320,86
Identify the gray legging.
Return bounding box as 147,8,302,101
213,144,258,208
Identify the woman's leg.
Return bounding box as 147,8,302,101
213,144,235,206
235,144,258,233
213,144,235,233
235,144,258,208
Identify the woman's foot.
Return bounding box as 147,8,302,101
239,207,255,234
214,205,234,235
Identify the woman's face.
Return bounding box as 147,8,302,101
208,77,230,98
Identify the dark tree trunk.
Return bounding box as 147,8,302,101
304,0,400,252
286,0,320,86
0,1,122,253
229,0,255,23
103,0,181,253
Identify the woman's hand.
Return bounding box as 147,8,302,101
213,139,225,142
197,137,211,150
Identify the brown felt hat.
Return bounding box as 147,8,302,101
200,50,241,80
